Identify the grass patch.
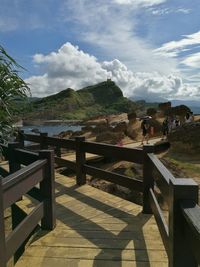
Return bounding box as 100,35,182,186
163,151,200,179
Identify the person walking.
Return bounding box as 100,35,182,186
185,112,193,123
175,117,180,127
140,119,150,145
162,118,169,140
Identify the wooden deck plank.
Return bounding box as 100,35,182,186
61,152,102,162
16,257,168,267
35,229,164,243
15,172,168,266
26,236,166,250
16,246,168,262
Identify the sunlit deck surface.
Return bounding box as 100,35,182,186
16,172,168,267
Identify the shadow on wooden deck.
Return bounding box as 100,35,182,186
16,173,168,267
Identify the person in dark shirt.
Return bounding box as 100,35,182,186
175,117,180,127
162,118,169,140
141,119,150,145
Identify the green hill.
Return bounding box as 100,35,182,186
19,80,138,120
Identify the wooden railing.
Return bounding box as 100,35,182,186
18,131,145,189
0,143,56,267
145,152,200,267
3,131,200,267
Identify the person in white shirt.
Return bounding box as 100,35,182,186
185,112,192,123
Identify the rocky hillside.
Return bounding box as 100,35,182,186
20,80,138,120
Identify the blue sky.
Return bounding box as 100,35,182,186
1,0,200,101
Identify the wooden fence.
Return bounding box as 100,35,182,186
0,143,56,267
144,152,200,266
0,130,199,267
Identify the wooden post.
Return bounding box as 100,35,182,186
142,145,154,214
18,130,25,148
0,176,6,267
75,137,86,185
6,143,20,267
55,146,61,157
39,150,56,230
40,132,48,150
169,179,198,267
8,143,23,227
8,143,21,173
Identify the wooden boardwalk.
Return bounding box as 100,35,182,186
15,172,168,267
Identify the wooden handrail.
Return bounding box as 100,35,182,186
84,164,143,192
3,160,46,191
0,144,56,266
147,153,175,184
147,153,175,205
180,200,200,263
6,202,44,262
149,188,169,254
3,160,46,209
82,141,143,164
21,133,41,143
45,136,75,150
13,148,39,165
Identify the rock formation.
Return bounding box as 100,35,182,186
168,122,200,153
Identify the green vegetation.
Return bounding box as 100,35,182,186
19,80,138,120
163,152,200,179
0,45,29,139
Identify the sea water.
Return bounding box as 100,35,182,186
21,124,82,136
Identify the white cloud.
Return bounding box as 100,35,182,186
113,0,166,7
155,31,200,57
156,31,200,70
61,0,177,74
33,43,107,79
175,83,200,99
26,42,200,101
102,59,183,100
176,8,191,14
150,7,191,16
181,52,200,68
26,43,108,97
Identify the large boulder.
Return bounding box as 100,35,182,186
146,108,157,118
95,131,124,144
92,124,113,134
127,111,137,122
127,111,137,139
158,102,171,112
113,122,127,133
168,122,200,153
126,124,137,139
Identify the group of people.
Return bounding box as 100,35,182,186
161,117,180,140
162,112,194,140
140,112,194,145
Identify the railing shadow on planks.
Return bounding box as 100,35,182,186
0,130,199,267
